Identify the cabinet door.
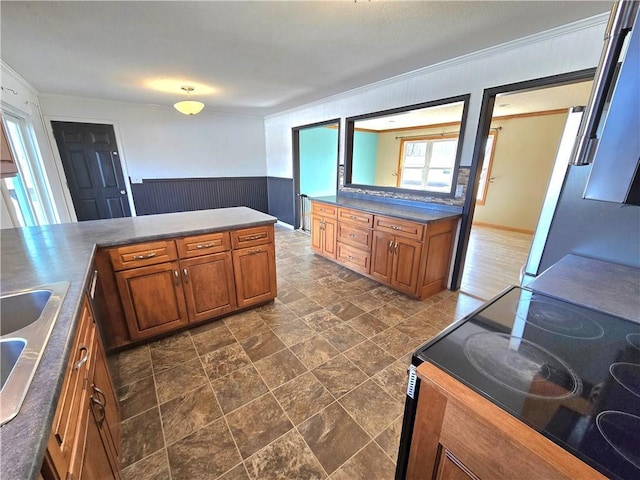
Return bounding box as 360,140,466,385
181,252,237,323
311,215,324,254
370,231,394,282
321,217,337,258
232,243,277,309
80,396,121,480
115,261,189,340
92,336,120,463
390,236,422,295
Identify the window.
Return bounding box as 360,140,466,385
398,136,458,192
1,112,58,227
476,132,498,205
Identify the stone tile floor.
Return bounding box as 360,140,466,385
109,225,485,480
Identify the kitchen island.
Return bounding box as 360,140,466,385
0,207,277,480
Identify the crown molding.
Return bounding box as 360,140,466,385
266,12,609,120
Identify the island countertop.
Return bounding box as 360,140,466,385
0,207,277,480
311,195,462,223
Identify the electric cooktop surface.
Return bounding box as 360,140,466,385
415,286,640,480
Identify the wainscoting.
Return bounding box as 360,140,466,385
131,177,269,216
267,177,295,226
131,176,296,227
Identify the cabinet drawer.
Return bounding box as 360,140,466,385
311,202,338,218
338,207,373,227
374,215,424,240
337,222,372,250
109,240,177,271
177,232,231,258
337,242,371,274
231,225,274,249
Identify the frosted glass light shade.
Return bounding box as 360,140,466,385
173,100,205,115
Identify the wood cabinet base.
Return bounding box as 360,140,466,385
406,363,606,480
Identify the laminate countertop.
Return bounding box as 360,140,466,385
311,195,462,223
529,254,640,323
0,207,277,480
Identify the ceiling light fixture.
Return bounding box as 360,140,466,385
173,86,204,115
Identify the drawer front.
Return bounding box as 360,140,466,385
231,225,274,249
337,222,372,251
177,232,231,258
374,215,424,240
311,202,338,218
109,240,177,271
337,242,371,274
338,207,373,227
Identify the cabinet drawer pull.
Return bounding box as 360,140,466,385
132,252,157,260
347,255,354,261
243,234,266,241
75,345,89,370
349,215,358,220
390,225,403,231
349,234,357,239
320,208,327,212
90,395,106,426
195,243,215,249
92,384,107,405
247,249,263,255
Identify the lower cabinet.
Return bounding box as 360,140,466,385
42,296,120,480
181,252,237,323
311,201,459,300
406,363,605,480
233,243,277,309
102,224,277,348
115,261,189,341
371,232,422,296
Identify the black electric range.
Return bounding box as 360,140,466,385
396,286,640,480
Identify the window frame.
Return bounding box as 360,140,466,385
397,133,459,192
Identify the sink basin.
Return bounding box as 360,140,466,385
1,290,52,336
0,282,69,426
1,339,26,391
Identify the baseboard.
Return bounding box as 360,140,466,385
472,221,534,235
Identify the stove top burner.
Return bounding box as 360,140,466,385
517,300,604,339
610,363,640,398
463,332,581,399
626,333,640,351
596,411,640,471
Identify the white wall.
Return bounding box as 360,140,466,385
264,14,608,180
39,95,267,181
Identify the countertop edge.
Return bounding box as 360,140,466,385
310,196,462,223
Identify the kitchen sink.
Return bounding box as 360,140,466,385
0,282,69,426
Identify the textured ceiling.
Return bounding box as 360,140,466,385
0,1,611,116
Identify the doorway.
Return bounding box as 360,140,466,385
455,70,595,300
51,121,131,221
292,119,340,231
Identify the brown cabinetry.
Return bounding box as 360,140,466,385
406,363,605,480
311,203,337,259
371,231,422,295
0,119,18,178
103,224,276,347
311,201,458,300
43,296,120,480
115,260,189,341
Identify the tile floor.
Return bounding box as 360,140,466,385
109,225,485,480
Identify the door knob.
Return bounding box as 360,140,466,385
120,190,126,194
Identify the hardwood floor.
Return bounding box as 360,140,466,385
460,225,533,301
